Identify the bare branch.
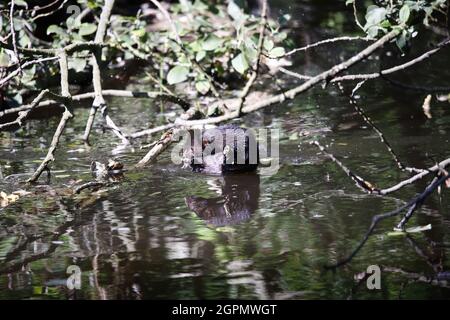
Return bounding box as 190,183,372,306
9,0,22,77
328,174,449,268
135,129,177,167
312,139,450,196
0,89,49,130
176,29,401,127
27,50,73,183
27,108,72,183
236,0,267,116
280,38,450,84
350,81,425,174
0,56,58,87
82,0,129,145
0,90,189,118
281,36,373,58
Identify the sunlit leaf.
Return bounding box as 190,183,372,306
79,23,97,36
195,79,210,95
14,0,27,7
167,65,190,84
0,50,10,67
203,35,223,51
399,5,411,24
269,47,285,58
47,25,65,36
231,53,249,74
196,50,206,62
69,58,87,72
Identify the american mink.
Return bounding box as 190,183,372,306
182,125,259,174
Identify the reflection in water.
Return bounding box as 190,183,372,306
185,174,260,227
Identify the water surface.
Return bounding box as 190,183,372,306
1,1,450,299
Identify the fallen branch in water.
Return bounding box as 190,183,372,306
74,181,107,194
27,51,73,183
0,90,189,119
0,89,50,130
349,81,425,174
83,0,126,145
135,129,178,167
311,140,377,193
0,56,58,87
328,173,449,268
312,139,450,195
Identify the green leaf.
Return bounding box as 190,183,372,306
227,0,245,24
396,30,408,50
264,39,274,52
195,80,210,95
399,5,411,24
132,28,146,39
196,50,206,62
69,58,87,72
268,47,285,58
18,32,30,48
79,23,97,36
14,0,27,7
202,35,223,51
231,53,249,74
364,6,387,30
66,16,81,30
167,65,190,84
0,51,10,67
47,25,65,36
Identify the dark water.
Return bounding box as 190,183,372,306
1,1,450,299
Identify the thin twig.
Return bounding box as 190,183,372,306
9,0,22,76
0,90,189,118
27,51,73,183
311,140,378,193
312,139,450,195
236,0,267,116
281,36,373,58
0,56,58,87
280,38,450,84
0,89,49,130
352,0,365,31
349,81,425,174
31,0,68,21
